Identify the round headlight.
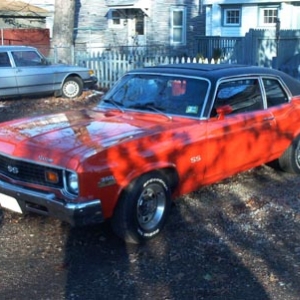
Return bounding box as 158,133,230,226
68,172,79,194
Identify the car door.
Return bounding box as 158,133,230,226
0,52,18,97
204,77,276,183
11,50,54,95
262,77,299,156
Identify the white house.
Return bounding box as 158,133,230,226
204,0,300,37
14,0,205,56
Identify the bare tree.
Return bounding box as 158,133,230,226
51,0,75,64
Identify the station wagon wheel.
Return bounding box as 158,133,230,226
62,76,83,98
111,172,172,244
278,137,300,174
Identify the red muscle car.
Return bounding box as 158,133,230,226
0,63,300,243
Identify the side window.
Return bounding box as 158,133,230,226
263,78,288,107
213,78,263,116
0,52,11,67
12,51,43,67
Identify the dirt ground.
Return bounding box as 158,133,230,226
1,92,300,300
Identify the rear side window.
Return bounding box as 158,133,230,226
263,78,288,107
0,52,11,67
213,78,263,116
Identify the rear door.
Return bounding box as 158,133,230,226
0,52,18,97
204,77,276,183
262,77,298,156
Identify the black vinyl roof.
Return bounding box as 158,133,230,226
137,63,276,77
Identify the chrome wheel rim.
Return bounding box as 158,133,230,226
137,183,166,231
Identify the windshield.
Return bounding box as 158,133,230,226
99,74,209,117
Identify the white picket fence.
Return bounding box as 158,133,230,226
76,51,222,88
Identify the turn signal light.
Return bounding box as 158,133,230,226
45,170,59,183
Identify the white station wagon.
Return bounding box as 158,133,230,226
0,46,97,99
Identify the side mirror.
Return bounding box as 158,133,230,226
41,58,50,65
216,105,233,120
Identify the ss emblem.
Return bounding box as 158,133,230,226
190,155,201,163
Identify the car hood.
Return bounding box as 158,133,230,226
0,109,175,169
48,63,90,72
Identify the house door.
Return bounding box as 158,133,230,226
128,11,145,50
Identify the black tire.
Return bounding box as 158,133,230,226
278,137,300,174
111,172,172,244
62,76,83,98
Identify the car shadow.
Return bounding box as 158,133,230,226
62,200,271,299
2,168,300,299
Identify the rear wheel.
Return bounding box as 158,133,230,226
62,76,83,98
278,137,300,174
111,172,172,244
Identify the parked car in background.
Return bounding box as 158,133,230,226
0,45,97,99
0,63,300,244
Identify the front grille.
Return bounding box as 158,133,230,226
0,154,64,189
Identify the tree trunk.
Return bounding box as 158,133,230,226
51,0,75,64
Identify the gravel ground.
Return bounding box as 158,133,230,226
1,93,300,300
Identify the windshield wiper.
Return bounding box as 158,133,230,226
102,98,124,113
129,103,172,120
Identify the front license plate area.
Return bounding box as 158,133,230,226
0,194,22,214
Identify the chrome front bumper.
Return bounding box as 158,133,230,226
0,180,104,226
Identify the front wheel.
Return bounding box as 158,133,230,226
62,76,83,98
111,172,172,244
278,137,300,174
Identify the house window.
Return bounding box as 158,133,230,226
171,8,186,45
108,10,122,28
260,7,278,25
224,8,241,26
135,13,144,35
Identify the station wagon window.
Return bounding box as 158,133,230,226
263,78,288,107
213,78,263,116
223,8,241,26
171,7,186,45
0,52,11,67
12,51,43,67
